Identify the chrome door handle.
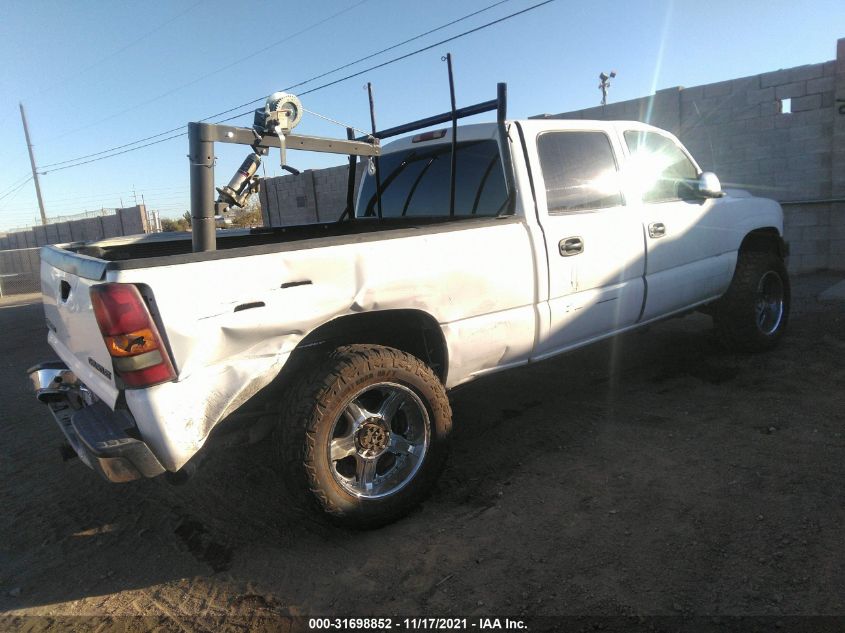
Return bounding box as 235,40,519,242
648,222,666,238
559,236,584,257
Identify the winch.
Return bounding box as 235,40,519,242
215,92,304,211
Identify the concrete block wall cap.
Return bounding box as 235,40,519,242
788,64,825,83
760,69,791,88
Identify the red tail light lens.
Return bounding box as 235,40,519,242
90,283,176,388
412,129,447,143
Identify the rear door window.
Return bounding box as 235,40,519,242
536,131,623,213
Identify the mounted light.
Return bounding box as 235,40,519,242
412,129,447,143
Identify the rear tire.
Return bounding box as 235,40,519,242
714,250,790,352
278,344,451,528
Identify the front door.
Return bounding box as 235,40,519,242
621,129,735,321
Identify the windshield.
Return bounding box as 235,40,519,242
357,139,508,218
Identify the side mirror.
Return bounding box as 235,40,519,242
696,172,724,198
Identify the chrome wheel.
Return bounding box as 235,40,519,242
755,270,785,336
327,382,430,499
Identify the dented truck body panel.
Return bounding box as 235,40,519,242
108,218,536,470
34,119,786,476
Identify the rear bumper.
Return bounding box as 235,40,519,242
27,361,165,483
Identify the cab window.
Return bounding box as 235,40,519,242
357,139,508,218
536,131,623,213
623,130,698,203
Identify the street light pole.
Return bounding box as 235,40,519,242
599,71,617,106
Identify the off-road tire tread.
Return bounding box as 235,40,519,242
714,250,790,352
277,344,451,528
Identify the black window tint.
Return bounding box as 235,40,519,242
357,140,507,218
623,131,698,203
537,131,623,213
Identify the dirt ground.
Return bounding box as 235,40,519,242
1,273,843,629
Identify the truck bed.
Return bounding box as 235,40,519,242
46,215,502,275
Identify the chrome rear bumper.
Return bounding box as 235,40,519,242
27,361,165,483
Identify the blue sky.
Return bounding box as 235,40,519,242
0,0,842,230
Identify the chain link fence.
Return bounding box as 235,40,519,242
0,248,41,297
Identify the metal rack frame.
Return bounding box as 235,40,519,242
187,57,513,253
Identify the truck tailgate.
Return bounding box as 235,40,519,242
41,249,120,409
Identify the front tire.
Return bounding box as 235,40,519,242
714,250,790,352
278,344,452,528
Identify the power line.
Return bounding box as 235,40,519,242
39,0,557,174
50,0,371,143
0,173,34,198
40,0,515,170
2,189,191,216
212,0,557,123
27,1,204,103
42,133,185,173
1,187,189,211
190,0,520,125
0,176,33,205
40,127,185,169
43,185,188,203
282,0,516,95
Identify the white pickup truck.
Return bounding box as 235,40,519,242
29,94,790,527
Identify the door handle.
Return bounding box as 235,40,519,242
559,236,584,257
648,222,666,238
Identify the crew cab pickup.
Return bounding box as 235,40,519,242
29,101,790,527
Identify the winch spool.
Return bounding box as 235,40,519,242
254,92,303,168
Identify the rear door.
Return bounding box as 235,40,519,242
518,121,645,358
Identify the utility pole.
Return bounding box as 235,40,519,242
19,103,47,225
142,194,151,233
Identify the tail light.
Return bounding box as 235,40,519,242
412,129,447,143
89,283,176,388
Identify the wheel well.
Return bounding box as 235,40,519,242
287,310,448,383
739,228,788,258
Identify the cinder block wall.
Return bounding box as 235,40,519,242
543,37,845,273
0,205,150,292
260,163,365,226
0,205,148,252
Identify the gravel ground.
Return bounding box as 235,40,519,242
0,274,843,629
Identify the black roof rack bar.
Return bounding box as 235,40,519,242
339,127,358,222
496,82,507,124
445,53,458,218
495,82,516,216
370,96,501,141
367,83,384,220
